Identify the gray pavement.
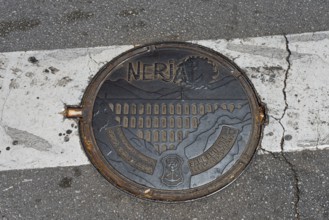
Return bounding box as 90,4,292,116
286,150,329,220
0,152,293,220
1,1,329,219
1,0,329,52
1,150,328,220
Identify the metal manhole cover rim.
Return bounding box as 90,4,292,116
76,41,265,202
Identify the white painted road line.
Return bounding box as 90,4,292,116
0,31,328,171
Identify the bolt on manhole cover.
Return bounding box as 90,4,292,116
65,42,266,201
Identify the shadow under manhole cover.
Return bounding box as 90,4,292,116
65,42,266,202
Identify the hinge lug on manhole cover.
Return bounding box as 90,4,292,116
256,105,267,125
63,106,83,118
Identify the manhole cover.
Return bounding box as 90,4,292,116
66,42,266,201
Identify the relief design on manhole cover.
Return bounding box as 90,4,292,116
77,43,265,201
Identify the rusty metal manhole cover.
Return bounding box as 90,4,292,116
66,42,265,201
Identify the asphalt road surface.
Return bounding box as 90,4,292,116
1,0,329,52
1,1,329,220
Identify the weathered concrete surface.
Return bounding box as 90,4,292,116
283,33,329,152
0,46,132,170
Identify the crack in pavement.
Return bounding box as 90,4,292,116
87,49,107,67
260,148,278,159
87,49,107,82
280,35,300,220
87,50,99,65
262,35,300,219
282,35,290,120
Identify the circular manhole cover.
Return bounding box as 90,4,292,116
73,42,265,201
